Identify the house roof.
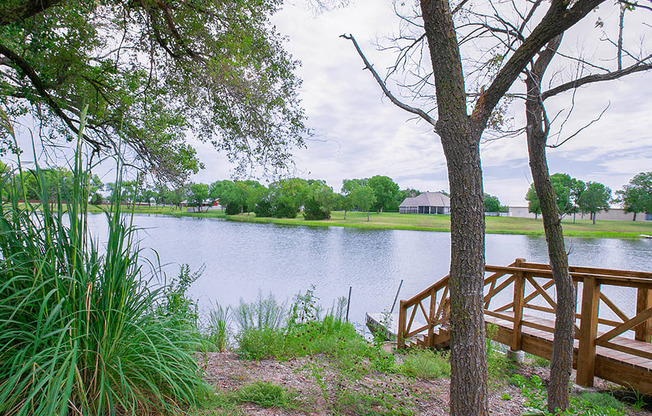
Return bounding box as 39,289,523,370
400,192,450,208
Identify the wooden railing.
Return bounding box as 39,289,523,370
397,259,652,390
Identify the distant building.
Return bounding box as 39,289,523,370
508,206,651,222
399,192,450,214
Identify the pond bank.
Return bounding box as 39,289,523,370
139,207,652,239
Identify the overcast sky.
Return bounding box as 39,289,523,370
189,0,652,206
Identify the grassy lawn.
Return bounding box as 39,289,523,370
222,211,652,239
79,205,652,239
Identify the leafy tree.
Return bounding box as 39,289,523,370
269,178,309,218
617,172,652,221
483,194,501,213
0,0,306,180
187,183,209,212
341,178,365,220
349,185,376,222
525,185,541,219
578,182,611,225
164,186,186,208
367,175,399,213
106,180,138,204
303,180,335,220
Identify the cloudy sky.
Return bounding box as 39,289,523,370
189,0,652,206
9,1,649,206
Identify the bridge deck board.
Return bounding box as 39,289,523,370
485,312,652,372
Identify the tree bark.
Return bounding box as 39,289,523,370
526,34,576,413
421,1,488,414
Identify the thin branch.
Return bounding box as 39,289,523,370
542,58,652,100
547,102,610,148
340,34,437,127
619,0,652,12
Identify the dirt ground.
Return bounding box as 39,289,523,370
197,352,652,415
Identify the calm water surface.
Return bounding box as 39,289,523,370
86,214,652,326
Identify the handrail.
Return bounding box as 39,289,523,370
397,258,652,391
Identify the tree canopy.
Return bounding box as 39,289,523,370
0,0,306,181
617,172,652,220
578,182,611,224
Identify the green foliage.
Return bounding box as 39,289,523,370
188,183,210,211
526,185,541,217
333,386,415,416
206,303,231,352
253,198,274,217
617,172,652,219
399,349,450,379
236,381,297,408
349,185,377,220
486,324,516,387
484,193,502,212
197,381,300,414
578,182,612,224
0,0,306,180
303,180,335,220
512,375,627,415
368,175,400,212
158,264,203,330
0,144,207,414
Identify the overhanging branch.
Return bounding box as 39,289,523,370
0,0,63,26
340,34,436,127
0,42,106,153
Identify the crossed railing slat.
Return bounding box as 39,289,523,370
398,259,652,389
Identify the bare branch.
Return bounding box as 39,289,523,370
547,102,610,148
340,34,437,127
542,58,652,100
471,0,606,130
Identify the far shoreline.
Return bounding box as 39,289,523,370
88,205,652,240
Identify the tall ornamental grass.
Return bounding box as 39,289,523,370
0,114,206,415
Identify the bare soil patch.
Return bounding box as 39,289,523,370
196,352,652,415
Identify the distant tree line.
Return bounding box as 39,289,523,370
525,172,652,223
4,161,650,224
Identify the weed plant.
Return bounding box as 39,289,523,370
399,349,450,379
0,117,207,415
196,381,302,414
206,302,231,352
513,375,627,415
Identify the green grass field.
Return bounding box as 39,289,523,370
82,206,652,239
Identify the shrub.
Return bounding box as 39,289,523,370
303,199,330,220
0,128,207,415
253,199,274,217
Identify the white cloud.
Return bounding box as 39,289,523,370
187,0,652,208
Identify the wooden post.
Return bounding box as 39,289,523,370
428,288,437,347
397,300,406,349
635,288,652,343
511,258,526,351
577,276,600,387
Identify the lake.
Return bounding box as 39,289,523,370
86,214,652,327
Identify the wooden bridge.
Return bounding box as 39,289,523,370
396,259,652,394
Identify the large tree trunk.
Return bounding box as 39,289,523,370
526,34,575,413
443,135,488,415
421,1,488,413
